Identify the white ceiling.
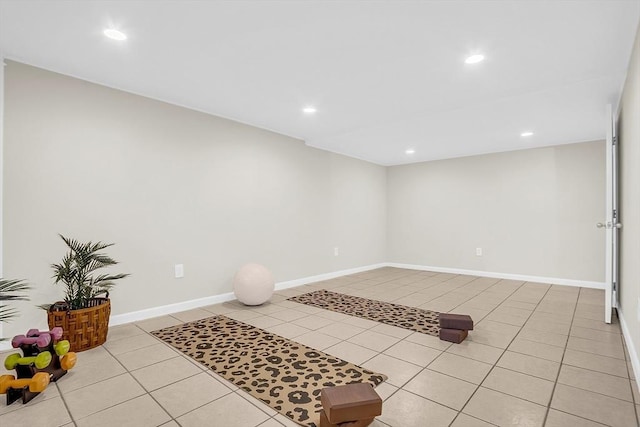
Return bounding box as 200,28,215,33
1,1,639,165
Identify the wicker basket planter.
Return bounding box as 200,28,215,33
47,297,111,352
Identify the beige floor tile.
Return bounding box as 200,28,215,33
151,372,231,417
428,352,492,384
348,330,401,352
463,387,546,426
244,315,285,329
404,368,477,410
570,325,623,344
362,354,422,387
572,316,622,334
291,330,342,350
383,340,441,367
484,311,528,327
496,351,560,381
324,341,378,365
557,364,634,402
525,319,571,335
267,308,309,322
57,346,127,393
482,366,554,406
136,315,183,332
292,314,335,330
450,413,495,427
316,322,365,340
263,416,293,426
405,331,452,351
378,389,457,427
226,310,264,322
446,340,504,365
131,355,202,391
65,373,145,419
116,342,179,371
563,349,628,378
0,395,71,427
106,323,145,342
236,390,278,417
103,333,160,355
265,322,310,339
551,383,636,427
544,409,607,427
201,302,240,314
176,392,270,427
314,310,351,322
171,308,214,323
508,337,565,362
516,328,568,348
368,323,413,339
467,329,513,349
373,381,398,401
567,335,625,360
75,394,171,427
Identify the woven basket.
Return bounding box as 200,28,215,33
47,298,111,352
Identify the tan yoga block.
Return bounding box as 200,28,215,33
439,328,468,343
321,383,382,424
319,410,374,427
439,313,474,330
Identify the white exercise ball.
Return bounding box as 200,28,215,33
233,263,275,306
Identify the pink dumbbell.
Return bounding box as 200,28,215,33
11,333,51,349
26,327,63,341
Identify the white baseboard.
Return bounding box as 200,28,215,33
274,263,387,290
617,308,640,393
109,291,237,326
386,263,605,289
109,263,386,327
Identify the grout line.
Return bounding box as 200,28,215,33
541,285,581,426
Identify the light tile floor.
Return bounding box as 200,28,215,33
1,267,638,426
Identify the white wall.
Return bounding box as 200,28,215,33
617,22,640,377
387,141,605,282
2,61,387,337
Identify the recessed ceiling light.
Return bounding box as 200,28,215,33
104,28,127,41
465,54,485,64
303,106,317,114
405,149,415,154
520,131,534,137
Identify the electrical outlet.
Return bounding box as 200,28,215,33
476,247,483,256
175,264,184,278
334,247,339,256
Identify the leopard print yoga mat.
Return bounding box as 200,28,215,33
288,289,441,336
151,315,387,427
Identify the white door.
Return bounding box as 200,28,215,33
601,104,620,324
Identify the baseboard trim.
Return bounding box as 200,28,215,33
109,262,386,327
617,308,639,392
110,291,237,326
385,263,605,289
274,263,387,290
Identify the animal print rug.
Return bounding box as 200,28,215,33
288,289,441,336
151,315,387,427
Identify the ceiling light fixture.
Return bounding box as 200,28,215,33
520,131,534,137
465,54,485,64
104,28,127,41
303,106,317,114
405,149,415,154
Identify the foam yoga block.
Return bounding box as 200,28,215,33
439,328,468,344
439,313,474,330
233,263,275,306
321,383,382,424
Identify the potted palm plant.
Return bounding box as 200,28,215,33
44,235,129,351
0,278,29,340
